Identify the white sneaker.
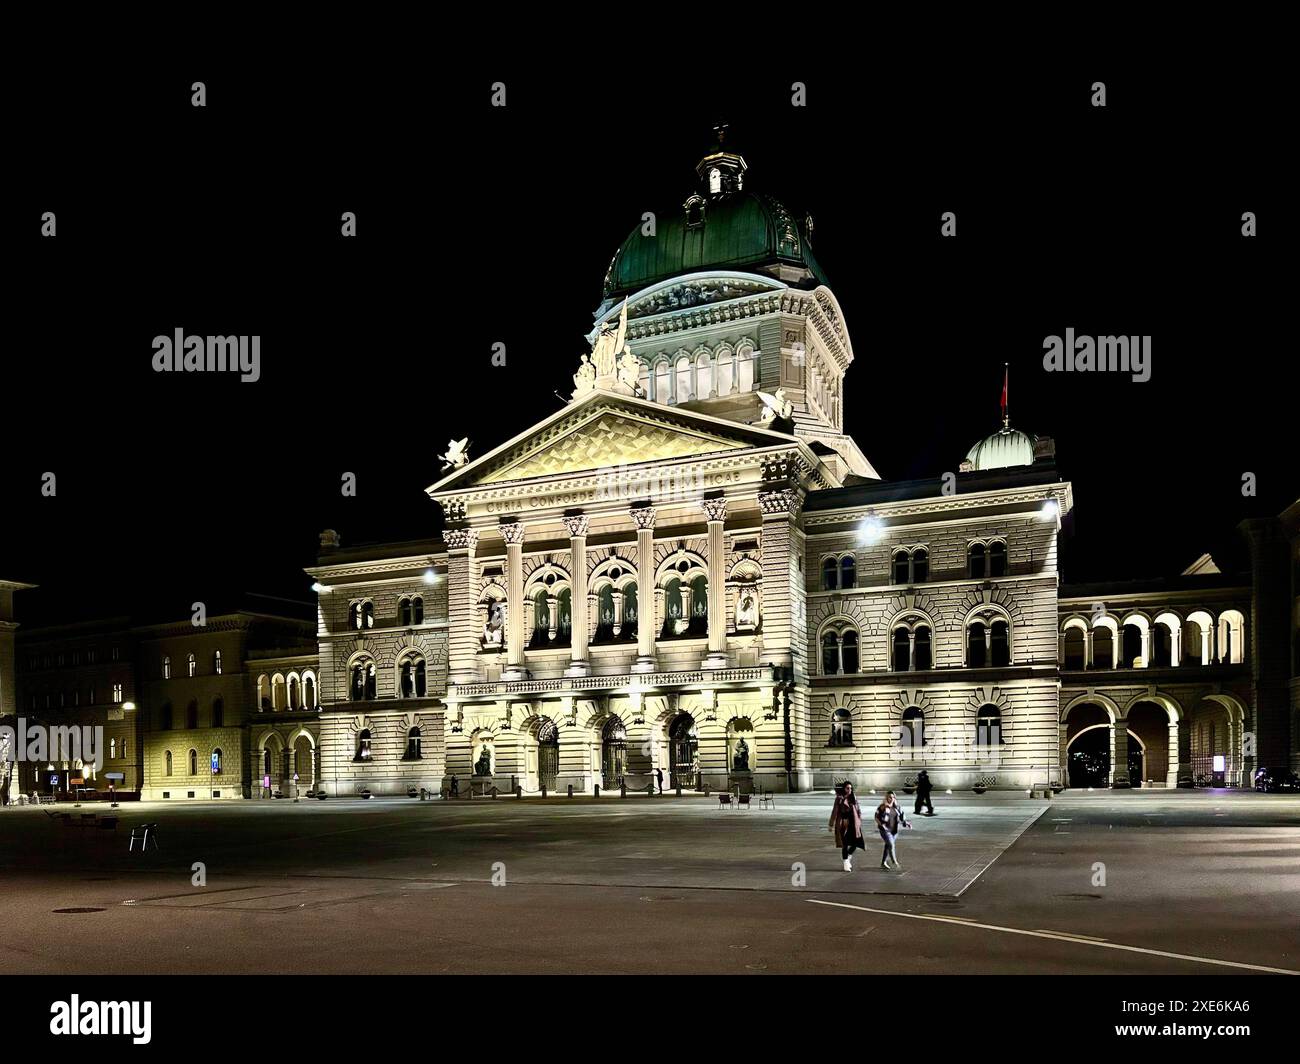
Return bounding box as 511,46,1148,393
843,857,852,872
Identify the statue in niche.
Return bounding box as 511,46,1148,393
482,600,505,648
474,745,492,777
732,737,750,772
736,589,759,630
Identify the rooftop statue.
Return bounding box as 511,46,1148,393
757,388,793,424
439,437,471,471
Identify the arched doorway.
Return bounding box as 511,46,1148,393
1064,702,1112,787
536,718,559,792
601,716,627,788
292,733,315,792
668,714,698,790
1125,701,1170,788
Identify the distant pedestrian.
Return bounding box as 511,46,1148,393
875,790,912,870
828,781,867,872
914,770,935,816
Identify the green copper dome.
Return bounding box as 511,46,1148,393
602,139,827,300
964,426,1038,471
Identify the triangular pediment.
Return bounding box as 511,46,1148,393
428,391,799,494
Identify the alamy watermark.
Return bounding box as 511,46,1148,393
1043,329,1151,382
1,718,103,771
152,328,260,383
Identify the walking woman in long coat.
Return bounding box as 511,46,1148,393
828,781,867,871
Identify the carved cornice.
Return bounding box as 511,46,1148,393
758,488,803,517
801,484,1072,527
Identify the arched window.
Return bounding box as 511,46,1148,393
109,737,118,760
654,359,671,403
830,708,853,747
404,727,422,760
412,597,424,624
637,359,650,399
162,656,171,680
900,707,925,753
304,674,316,708
822,557,839,591
164,750,173,776
695,351,713,399
990,620,1010,666
186,701,198,729
716,348,734,396
989,541,1008,578
1063,625,1086,669
820,623,860,674
735,346,755,392
892,628,911,672
1121,623,1143,668
675,355,692,402
530,591,552,648
1217,610,1245,664
1093,625,1115,669
288,675,300,709
556,589,573,644
188,749,198,775
969,543,987,579
912,548,929,583
350,658,376,701
186,652,197,678
594,585,616,643
841,630,859,674
258,675,270,711
893,550,910,585
688,575,709,636
355,728,372,761
840,555,856,590
975,704,1002,750
213,650,222,675
967,621,988,668
362,601,374,629
915,626,932,670
399,598,412,626
399,652,427,698
212,697,224,728
822,631,839,675
1152,622,1174,667
622,583,639,639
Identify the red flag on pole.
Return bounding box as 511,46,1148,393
1000,363,1009,426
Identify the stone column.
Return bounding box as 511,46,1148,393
445,528,480,685
758,488,803,671
564,514,590,677
1110,719,1131,787
1169,718,1193,788
500,521,526,680
631,506,657,673
702,497,728,669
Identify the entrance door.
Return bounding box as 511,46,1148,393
669,714,698,790
537,719,559,791
601,717,627,788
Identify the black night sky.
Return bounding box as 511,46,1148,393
6,53,1293,626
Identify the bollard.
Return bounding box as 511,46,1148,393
594,784,601,798
647,782,654,798
675,784,682,797
620,782,627,799
567,784,573,798
541,785,547,799
516,784,523,799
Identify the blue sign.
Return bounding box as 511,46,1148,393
211,753,220,773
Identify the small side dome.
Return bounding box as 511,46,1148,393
962,426,1037,472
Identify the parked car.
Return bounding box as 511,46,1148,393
1253,767,1300,793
